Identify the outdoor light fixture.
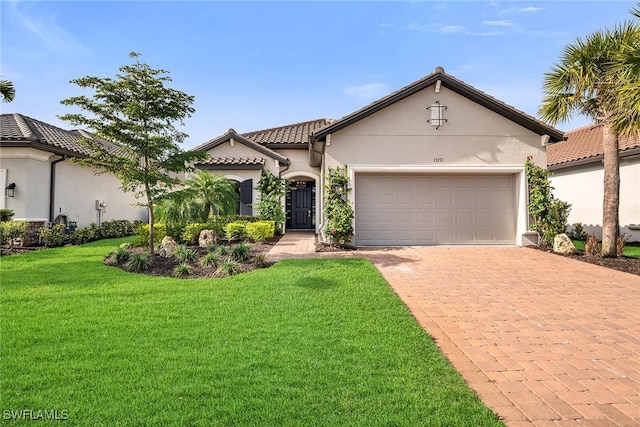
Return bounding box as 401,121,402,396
5,183,15,198
427,100,447,129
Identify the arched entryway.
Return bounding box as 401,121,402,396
282,172,318,231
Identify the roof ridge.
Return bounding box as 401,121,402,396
12,113,37,140
563,122,601,135
241,118,333,137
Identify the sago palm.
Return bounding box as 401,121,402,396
539,20,640,257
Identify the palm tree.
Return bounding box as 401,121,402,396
539,20,640,257
184,171,238,218
1,80,15,103
155,171,238,224
608,4,640,137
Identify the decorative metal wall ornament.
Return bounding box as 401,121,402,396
427,100,447,129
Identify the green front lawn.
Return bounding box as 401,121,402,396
572,240,640,258
0,238,503,426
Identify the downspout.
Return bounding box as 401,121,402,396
49,155,66,223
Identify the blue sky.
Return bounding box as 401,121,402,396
1,1,636,149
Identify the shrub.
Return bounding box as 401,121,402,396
0,209,15,222
617,234,628,257
173,263,193,277
70,224,99,245
567,223,589,241
199,252,220,268
175,244,198,264
38,224,66,248
0,221,28,249
126,253,151,272
182,223,208,244
541,200,571,246
224,221,247,241
114,247,131,263
136,223,166,247
213,245,229,256
246,221,275,242
100,220,135,238
231,243,252,262
585,234,599,256
216,259,241,277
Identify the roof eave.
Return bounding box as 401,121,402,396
0,140,85,158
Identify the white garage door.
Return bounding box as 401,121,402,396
355,174,516,245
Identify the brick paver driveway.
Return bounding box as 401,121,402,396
361,246,640,427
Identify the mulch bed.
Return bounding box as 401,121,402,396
105,236,282,279
533,245,640,276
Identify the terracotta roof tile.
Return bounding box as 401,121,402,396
240,118,333,145
197,157,265,166
547,124,640,168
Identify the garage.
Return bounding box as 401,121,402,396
355,174,516,246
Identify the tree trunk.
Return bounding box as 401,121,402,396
148,204,155,260
601,123,620,258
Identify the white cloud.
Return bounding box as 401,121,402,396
482,20,516,27
343,83,388,101
9,1,87,56
408,22,468,34
520,6,546,13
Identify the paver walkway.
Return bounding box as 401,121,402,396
268,233,640,426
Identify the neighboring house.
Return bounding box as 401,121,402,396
193,67,563,246
0,113,147,229
547,124,640,242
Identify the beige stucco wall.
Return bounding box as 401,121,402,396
324,86,546,170
0,147,146,228
550,157,640,242
320,85,548,246
55,160,146,228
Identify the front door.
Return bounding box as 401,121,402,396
290,184,314,229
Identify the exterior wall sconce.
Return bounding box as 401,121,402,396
5,183,16,198
427,101,448,129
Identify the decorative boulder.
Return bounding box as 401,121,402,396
161,236,178,258
198,229,217,248
553,233,576,254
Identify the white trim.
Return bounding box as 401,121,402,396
223,174,245,183
0,169,5,210
280,171,319,181
347,164,527,246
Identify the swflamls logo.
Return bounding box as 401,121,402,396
3,409,69,420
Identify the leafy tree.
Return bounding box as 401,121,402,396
539,20,640,257
155,171,238,224
1,80,15,103
60,52,206,258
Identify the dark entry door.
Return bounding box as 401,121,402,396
291,187,314,229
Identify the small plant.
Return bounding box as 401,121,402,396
114,247,131,263
252,252,269,268
199,252,220,268
617,234,628,257
0,220,28,249
214,245,229,256
175,244,198,264
216,259,241,277
585,234,599,256
173,263,193,277
231,243,252,262
38,224,67,248
0,209,15,222
126,253,151,272
567,223,589,241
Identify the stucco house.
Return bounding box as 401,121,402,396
0,113,147,229
548,124,640,242
193,67,563,246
